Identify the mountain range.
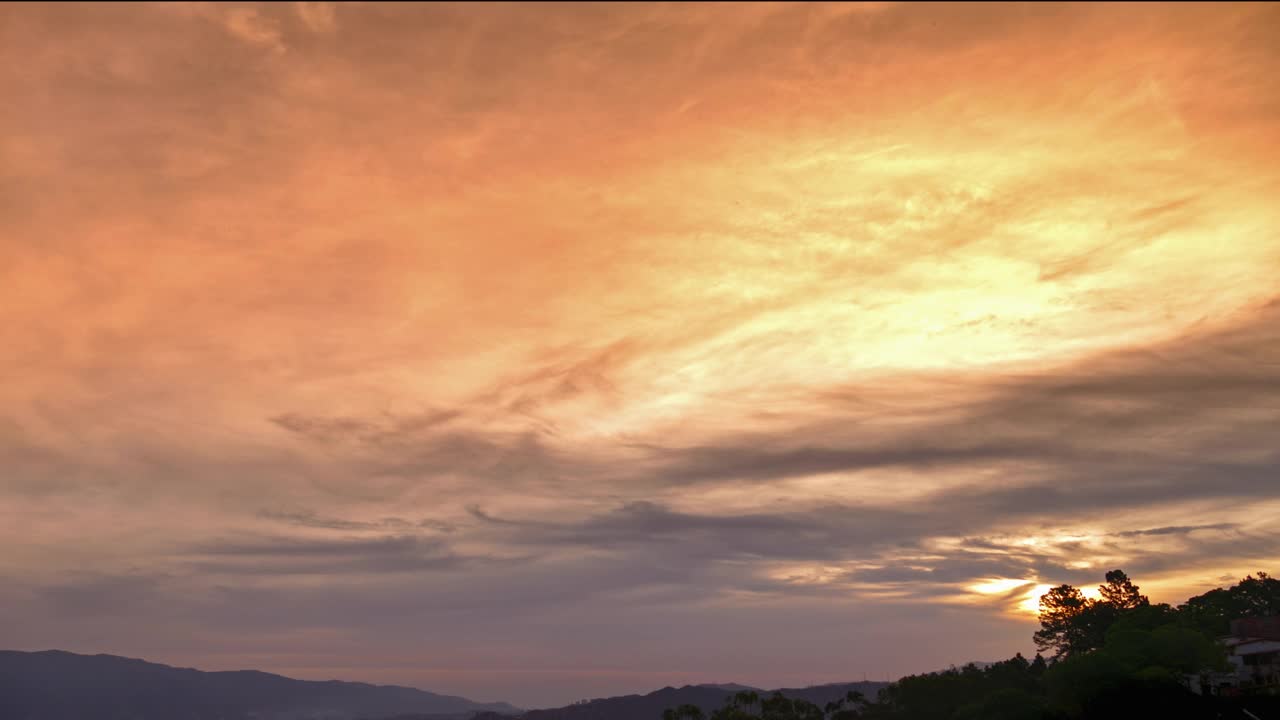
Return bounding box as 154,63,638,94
0,650,518,720
0,649,890,720
516,681,890,720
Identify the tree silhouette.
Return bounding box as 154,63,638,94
709,690,761,720
1028,653,1048,677
759,692,824,720
681,689,863,720
663,570,1273,720
824,690,868,720
1034,569,1154,659
1097,569,1148,610
1179,571,1280,635
664,703,706,720
1033,584,1098,659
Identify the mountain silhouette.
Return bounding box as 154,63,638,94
0,649,519,720
516,681,889,720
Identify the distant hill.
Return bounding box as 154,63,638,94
764,682,888,708
696,683,761,693
0,649,520,720
517,681,889,720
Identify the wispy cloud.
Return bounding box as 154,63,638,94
2,1,1278,708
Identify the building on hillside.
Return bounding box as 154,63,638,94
1223,617,1280,693
1194,617,1280,696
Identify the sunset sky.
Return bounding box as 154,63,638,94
3,1,1279,709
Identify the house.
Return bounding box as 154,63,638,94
1201,617,1280,696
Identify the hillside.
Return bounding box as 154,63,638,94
517,681,889,720
0,649,519,720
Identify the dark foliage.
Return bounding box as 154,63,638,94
1177,572,1280,636
665,570,1276,720
526,684,887,720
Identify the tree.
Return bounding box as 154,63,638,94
665,704,707,720
1179,571,1280,636
953,688,1050,720
709,691,762,720
824,690,868,720
759,692,825,720
1097,569,1148,610
664,569,1271,720
1229,571,1280,616
1044,648,1214,720
1035,569,1157,660
1028,653,1048,677
1034,585,1103,659
679,689,867,720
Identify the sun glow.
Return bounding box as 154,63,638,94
968,578,1036,596
1017,585,1057,616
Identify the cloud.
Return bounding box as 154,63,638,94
295,2,337,34
638,297,1280,492
223,7,286,54
1113,525,1236,538
37,572,170,616
185,534,489,575
3,1,1279,707
237,298,1280,592
270,410,464,446
259,509,459,533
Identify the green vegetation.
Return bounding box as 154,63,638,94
664,571,1280,720
662,689,869,720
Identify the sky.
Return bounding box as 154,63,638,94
2,0,1279,710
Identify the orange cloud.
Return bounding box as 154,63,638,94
2,1,1278,707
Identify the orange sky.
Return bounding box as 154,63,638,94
2,1,1279,708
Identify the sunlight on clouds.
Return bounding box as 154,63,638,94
969,578,1035,596
294,2,336,34
521,129,1280,446
223,7,286,54
1016,585,1056,616
769,565,851,587
2,1,1278,704
970,582,1102,617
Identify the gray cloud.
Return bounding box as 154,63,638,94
239,299,1280,604
1114,524,1237,538
271,298,1280,509
37,572,170,617
470,500,880,562
630,299,1280,513
185,535,483,576
259,508,456,533
259,508,392,530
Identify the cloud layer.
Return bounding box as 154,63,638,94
2,1,1279,708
